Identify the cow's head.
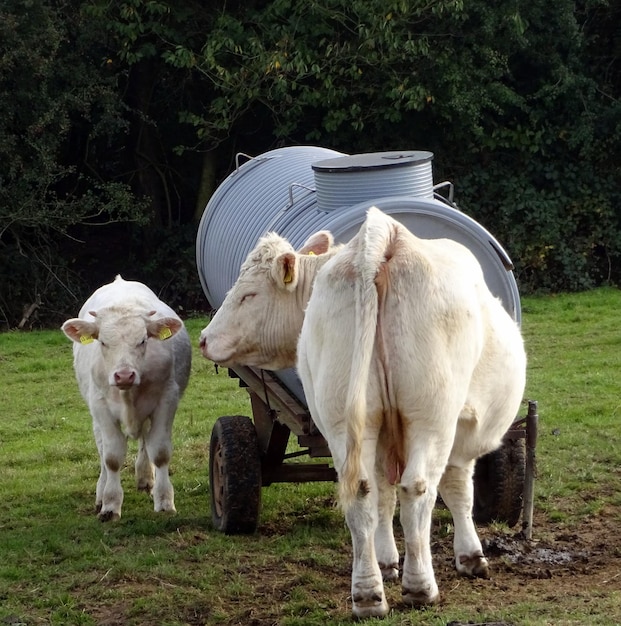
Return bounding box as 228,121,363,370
199,229,335,370
62,308,182,389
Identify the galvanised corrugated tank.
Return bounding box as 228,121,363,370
196,146,521,403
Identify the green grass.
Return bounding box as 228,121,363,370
521,288,621,524
1,290,621,625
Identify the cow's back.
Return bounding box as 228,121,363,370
304,225,488,412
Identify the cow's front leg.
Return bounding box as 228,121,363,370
439,462,489,578
399,474,439,605
145,399,176,513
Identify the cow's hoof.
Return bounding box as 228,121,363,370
379,562,399,582
402,586,439,607
352,592,389,619
98,509,121,522
95,502,103,514
457,553,490,579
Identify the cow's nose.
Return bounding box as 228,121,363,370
114,369,136,387
199,336,207,353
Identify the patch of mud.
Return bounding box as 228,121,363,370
483,534,588,566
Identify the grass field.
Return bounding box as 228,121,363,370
1,288,620,625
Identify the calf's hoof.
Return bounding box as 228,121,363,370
352,591,389,619
137,479,154,493
154,499,176,513
457,553,490,579
98,509,121,522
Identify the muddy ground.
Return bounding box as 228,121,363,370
87,503,621,626
249,505,621,624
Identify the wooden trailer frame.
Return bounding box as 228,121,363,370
208,364,538,539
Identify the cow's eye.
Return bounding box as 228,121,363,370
240,293,256,304
138,337,147,347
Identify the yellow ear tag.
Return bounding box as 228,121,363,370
307,251,316,256
158,327,173,340
80,335,94,345
283,269,293,284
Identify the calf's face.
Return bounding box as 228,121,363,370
62,308,182,389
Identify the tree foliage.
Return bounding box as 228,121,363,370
0,0,619,328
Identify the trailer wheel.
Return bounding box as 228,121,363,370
473,437,526,527
209,415,262,534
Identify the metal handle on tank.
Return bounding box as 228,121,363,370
234,152,255,172
433,180,455,206
287,183,316,208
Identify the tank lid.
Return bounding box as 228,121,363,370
312,150,433,173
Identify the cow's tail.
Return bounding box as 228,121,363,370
339,207,394,509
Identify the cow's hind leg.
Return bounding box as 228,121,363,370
375,454,399,582
439,462,489,578
399,478,439,606
135,435,154,494
399,434,451,606
338,439,389,619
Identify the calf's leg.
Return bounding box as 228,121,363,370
92,421,107,514
135,435,154,493
145,399,176,513
97,419,127,521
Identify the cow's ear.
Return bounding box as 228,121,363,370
146,316,183,341
62,319,99,344
298,230,333,256
272,251,298,290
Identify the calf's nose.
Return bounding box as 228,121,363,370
114,368,136,388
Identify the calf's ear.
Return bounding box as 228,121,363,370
146,316,183,341
61,319,99,344
272,251,298,290
298,230,333,255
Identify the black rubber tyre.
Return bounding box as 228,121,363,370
209,415,262,534
472,437,526,527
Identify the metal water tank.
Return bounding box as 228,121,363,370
196,145,520,402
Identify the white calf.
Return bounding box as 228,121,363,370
62,275,191,521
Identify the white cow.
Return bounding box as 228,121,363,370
200,208,526,618
62,275,191,521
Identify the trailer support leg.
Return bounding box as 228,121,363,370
521,400,539,540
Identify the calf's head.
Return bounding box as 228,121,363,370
199,229,334,370
62,307,182,389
